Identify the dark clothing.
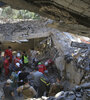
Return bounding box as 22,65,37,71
18,72,29,86
32,71,43,88
38,75,50,97
48,82,63,96
3,84,14,100
22,54,24,64
0,57,3,75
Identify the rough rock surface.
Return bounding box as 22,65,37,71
26,82,90,100
0,0,90,37
0,19,89,87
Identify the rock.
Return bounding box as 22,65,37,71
55,57,65,77
0,91,3,99
42,96,49,100
47,96,56,100
66,94,76,100
56,96,65,100
64,92,69,97
75,85,81,91
81,82,90,89
76,98,82,100
55,91,64,98
76,92,82,98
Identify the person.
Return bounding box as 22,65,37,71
3,56,10,78
3,79,15,100
0,52,3,77
17,78,37,99
4,46,12,63
45,59,54,73
38,62,46,74
28,49,32,66
48,77,63,96
11,68,19,88
13,62,21,71
22,51,29,67
18,67,29,86
32,67,43,92
38,70,50,97
14,53,22,67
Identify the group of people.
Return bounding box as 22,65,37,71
1,46,63,100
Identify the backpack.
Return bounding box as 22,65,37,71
22,86,34,98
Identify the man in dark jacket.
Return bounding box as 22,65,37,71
18,68,29,86
38,70,50,97
3,79,15,100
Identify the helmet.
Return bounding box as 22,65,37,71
17,53,21,57
16,63,20,67
45,61,48,66
38,62,41,65
7,79,13,83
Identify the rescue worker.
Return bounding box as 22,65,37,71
22,51,29,67
18,67,29,87
45,59,54,73
38,62,46,74
14,63,20,71
3,79,15,100
14,53,22,67
48,77,63,96
4,56,10,78
17,78,37,99
11,68,19,88
32,67,43,93
4,46,12,63
0,52,3,77
38,70,50,97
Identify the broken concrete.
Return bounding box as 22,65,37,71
0,0,90,36
0,19,89,100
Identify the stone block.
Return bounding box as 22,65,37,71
66,62,84,84
65,0,73,3
76,97,82,100
55,0,70,7
55,57,65,77
73,0,89,9
69,5,84,13
83,11,90,17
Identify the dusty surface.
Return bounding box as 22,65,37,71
0,0,90,36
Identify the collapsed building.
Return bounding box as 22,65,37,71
0,19,89,100
0,0,90,100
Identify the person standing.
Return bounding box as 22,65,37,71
22,51,29,67
32,67,43,92
4,56,10,78
38,70,50,97
4,46,12,63
18,68,29,86
38,62,46,74
48,77,63,96
11,68,19,88
3,79,15,100
14,53,22,67
17,78,37,99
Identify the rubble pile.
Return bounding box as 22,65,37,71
29,82,90,100
0,19,89,100
71,41,90,71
